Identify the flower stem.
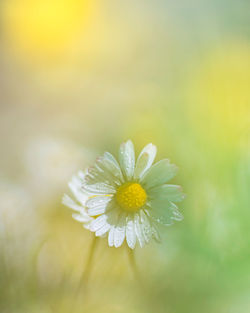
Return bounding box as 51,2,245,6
78,236,98,291
127,247,141,283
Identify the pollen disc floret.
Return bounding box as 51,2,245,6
116,182,147,212
63,140,185,249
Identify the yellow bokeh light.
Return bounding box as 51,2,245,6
2,0,94,61
187,42,250,145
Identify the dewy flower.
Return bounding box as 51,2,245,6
63,140,185,249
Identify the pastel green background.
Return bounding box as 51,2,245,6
0,1,249,312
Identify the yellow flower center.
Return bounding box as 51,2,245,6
116,182,147,212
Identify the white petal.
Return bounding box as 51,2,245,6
83,221,92,230
171,202,184,221
114,214,126,248
119,140,135,180
86,196,112,209
72,213,92,223
104,152,121,169
67,171,89,205
105,205,120,223
62,194,83,212
78,170,85,180
134,213,145,248
86,196,112,216
96,223,111,237
147,199,183,225
97,152,124,183
148,184,185,202
95,161,120,186
100,207,120,243
108,226,115,247
69,175,81,190
82,182,116,195
144,210,161,242
141,159,178,189
89,215,107,232
134,143,157,180
126,216,136,249
140,210,152,243
84,164,117,189
87,206,106,216
149,219,161,242
68,181,88,206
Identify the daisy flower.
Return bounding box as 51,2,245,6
63,140,185,249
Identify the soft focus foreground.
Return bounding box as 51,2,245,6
0,1,249,313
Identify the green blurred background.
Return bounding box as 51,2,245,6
0,1,249,312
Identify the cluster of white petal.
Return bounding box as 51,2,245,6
63,140,184,249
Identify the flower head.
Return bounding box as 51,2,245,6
63,140,185,249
